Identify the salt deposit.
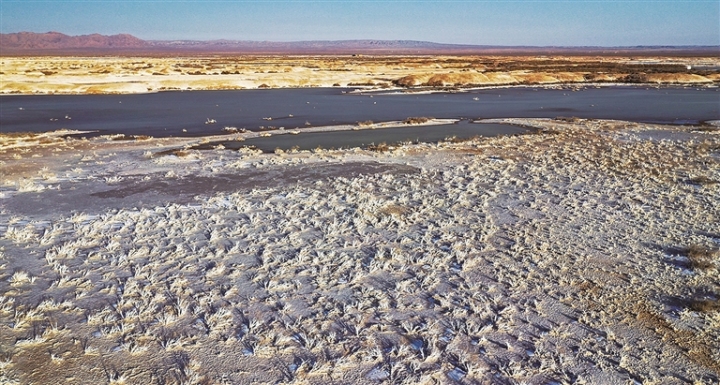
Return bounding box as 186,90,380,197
0,118,718,384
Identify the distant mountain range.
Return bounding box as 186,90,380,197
1,31,147,50
2,32,718,55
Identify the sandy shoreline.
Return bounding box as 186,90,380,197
0,118,459,155
1,117,718,384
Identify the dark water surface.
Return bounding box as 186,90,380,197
1,87,718,137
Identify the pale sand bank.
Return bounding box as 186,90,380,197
1,56,718,95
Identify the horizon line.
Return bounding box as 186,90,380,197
2,31,720,49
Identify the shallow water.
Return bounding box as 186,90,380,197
199,121,529,152
1,86,718,137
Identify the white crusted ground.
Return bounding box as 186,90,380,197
0,119,719,384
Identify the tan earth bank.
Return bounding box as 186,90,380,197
1,55,719,94
0,118,719,384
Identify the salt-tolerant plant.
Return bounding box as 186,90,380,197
15,178,46,192
0,357,18,385
9,271,33,286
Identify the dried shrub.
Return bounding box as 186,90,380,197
152,149,193,158
555,116,581,123
367,142,391,152
378,204,410,216
111,134,151,141
172,150,192,157
691,126,719,133
1,132,40,139
222,126,246,134
622,73,648,83
541,129,563,135
393,75,419,87
686,245,718,270
37,137,60,145
444,135,480,143
688,176,719,186
403,117,433,125
689,299,720,313
425,75,448,87
498,60,689,74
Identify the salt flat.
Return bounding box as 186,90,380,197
0,118,718,384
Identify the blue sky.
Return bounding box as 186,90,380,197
1,0,718,46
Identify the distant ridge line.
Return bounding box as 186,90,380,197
2,32,718,56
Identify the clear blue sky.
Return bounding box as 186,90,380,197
1,0,718,46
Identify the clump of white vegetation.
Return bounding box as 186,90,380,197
15,178,46,193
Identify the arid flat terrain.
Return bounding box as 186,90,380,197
1,118,718,384
1,55,719,94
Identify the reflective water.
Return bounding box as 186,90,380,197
1,86,718,137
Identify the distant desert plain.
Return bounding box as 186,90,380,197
1,54,720,95
1,34,719,385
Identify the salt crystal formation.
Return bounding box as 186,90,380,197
0,118,718,384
